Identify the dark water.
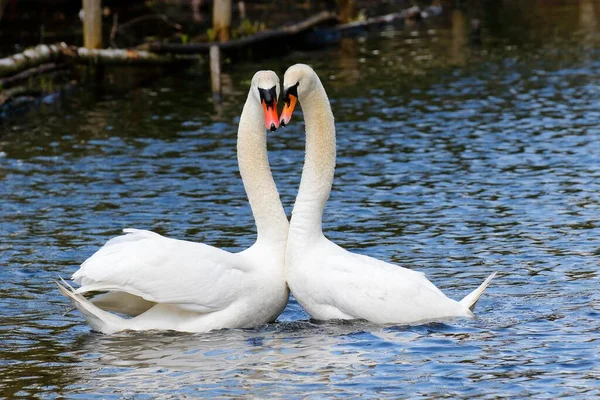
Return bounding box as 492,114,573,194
2,2,600,398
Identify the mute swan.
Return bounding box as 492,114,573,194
280,64,496,324
57,71,289,334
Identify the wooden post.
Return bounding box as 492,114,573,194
238,1,246,20
213,0,232,42
82,0,102,49
210,45,222,101
339,0,355,24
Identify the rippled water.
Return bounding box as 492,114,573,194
2,2,600,398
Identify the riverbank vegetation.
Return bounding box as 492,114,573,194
0,0,444,117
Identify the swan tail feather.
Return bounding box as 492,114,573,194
56,278,126,334
459,272,497,311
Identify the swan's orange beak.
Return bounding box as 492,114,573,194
258,86,279,131
280,83,299,127
262,99,279,131
280,95,297,127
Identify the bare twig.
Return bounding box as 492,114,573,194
118,14,183,33
109,13,119,48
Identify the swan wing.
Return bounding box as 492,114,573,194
72,229,246,313
318,241,462,322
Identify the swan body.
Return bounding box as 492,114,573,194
280,64,496,324
58,71,289,334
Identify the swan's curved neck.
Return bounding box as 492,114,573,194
237,92,288,245
290,79,336,241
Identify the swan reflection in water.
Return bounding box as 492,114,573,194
66,316,488,396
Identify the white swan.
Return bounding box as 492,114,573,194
280,64,496,324
57,71,289,334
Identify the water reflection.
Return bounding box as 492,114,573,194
579,0,598,35
451,9,468,66
337,38,360,85
64,320,481,397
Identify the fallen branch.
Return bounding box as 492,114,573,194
335,5,443,33
0,43,68,78
302,4,444,47
147,11,338,54
74,47,179,64
0,43,193,79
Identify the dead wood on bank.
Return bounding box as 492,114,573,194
0,5,444,115
0,43,191,80
145,11,339,54
0,11,337,84
335,5,442,33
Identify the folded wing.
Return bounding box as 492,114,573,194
321,241,467,322
72,229,246,314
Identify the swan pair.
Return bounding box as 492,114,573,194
57,65,495,334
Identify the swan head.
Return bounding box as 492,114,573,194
280,64,317,126
251,70,280,131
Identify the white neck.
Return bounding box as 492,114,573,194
289,78,336,242
237,92,289,245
